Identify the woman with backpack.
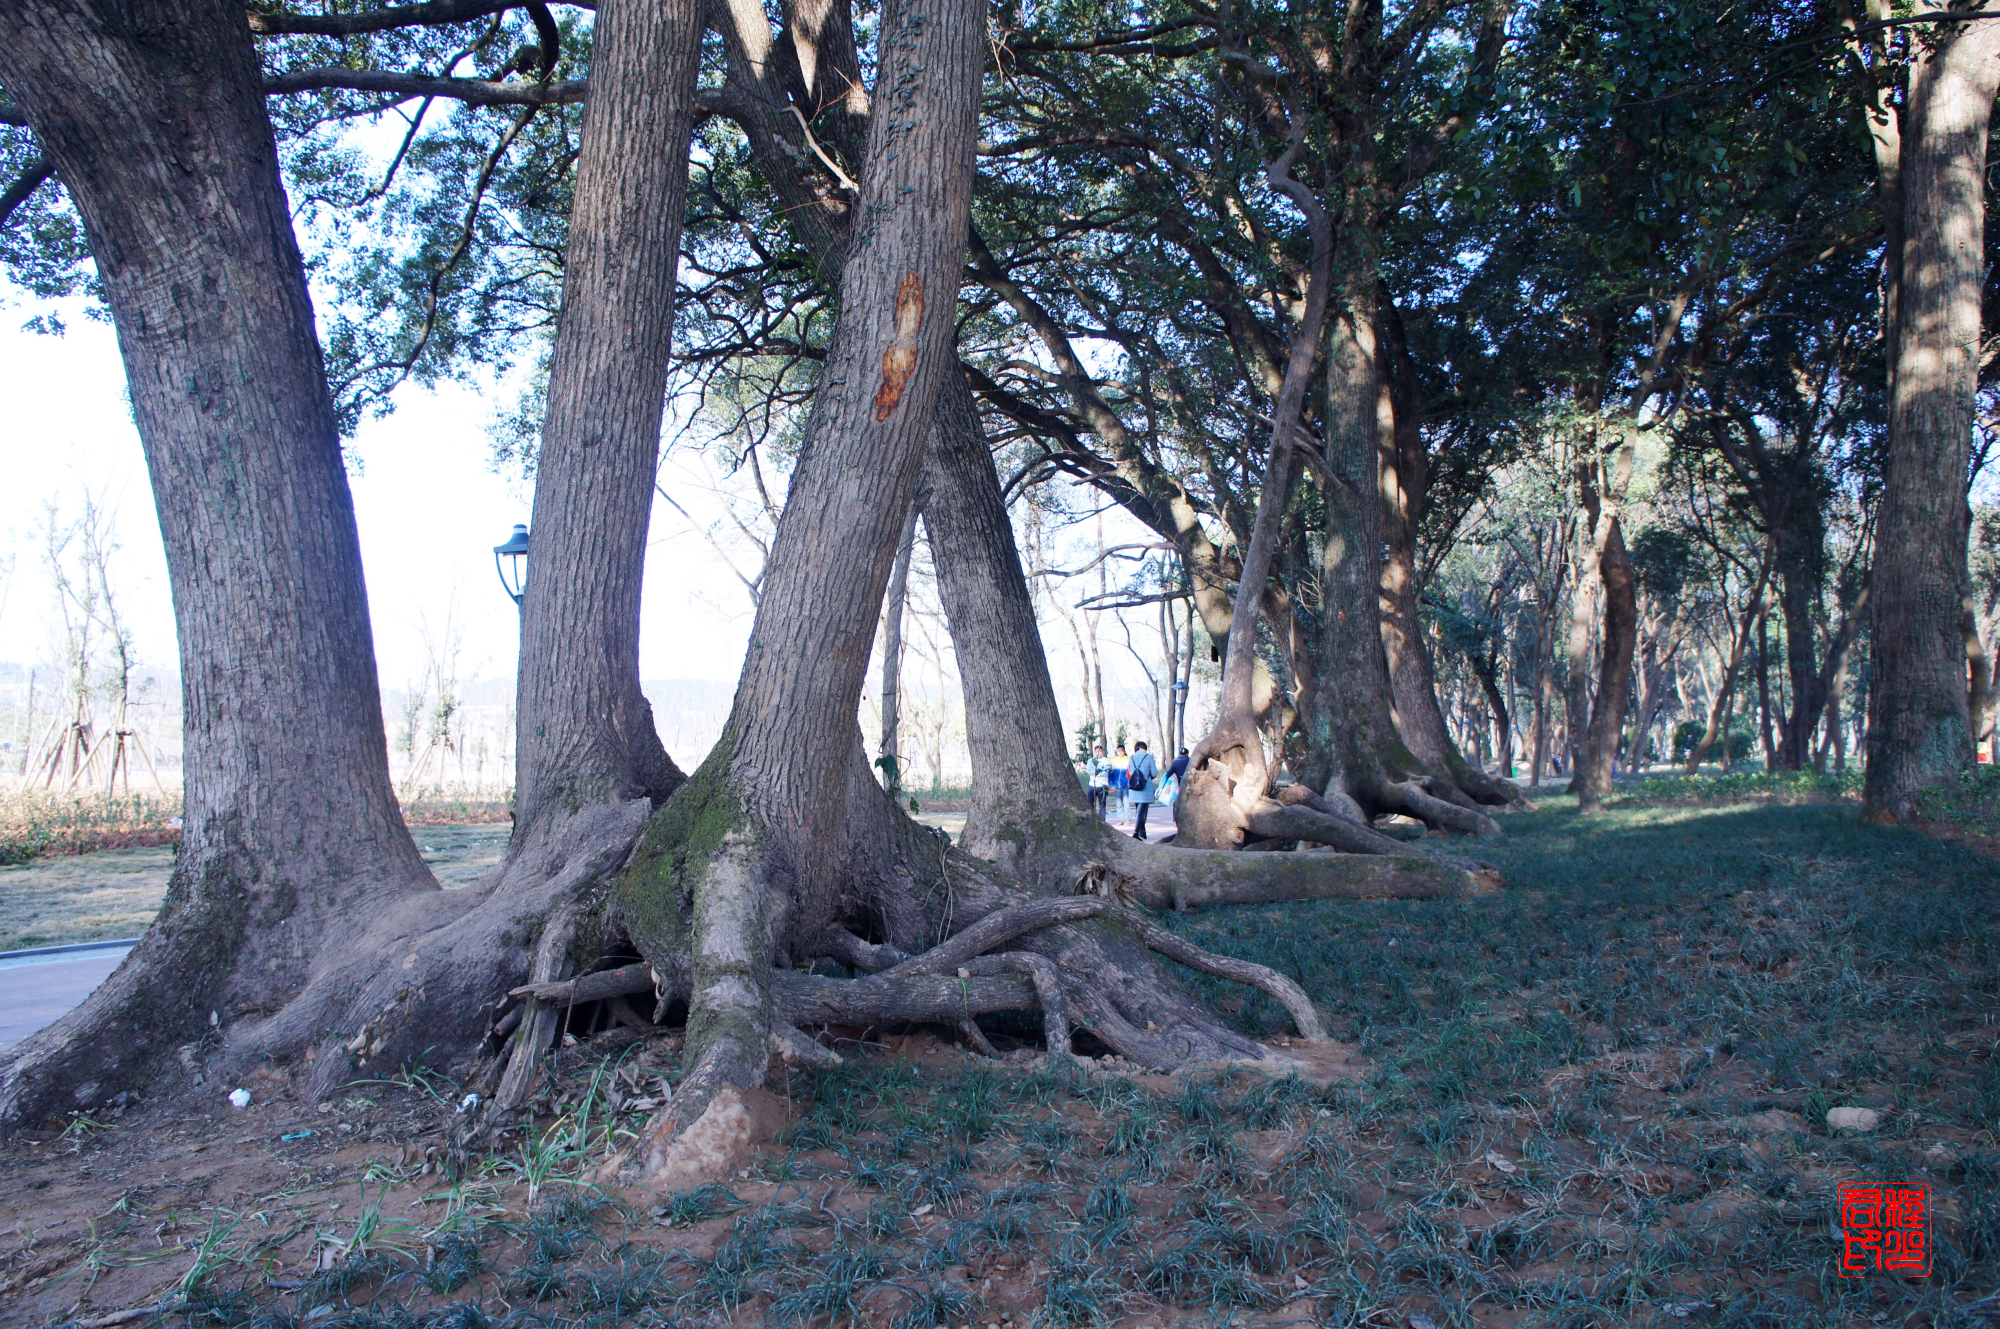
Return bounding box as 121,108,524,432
1126,741,1161,840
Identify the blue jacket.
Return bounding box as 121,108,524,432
1126,750,1160,804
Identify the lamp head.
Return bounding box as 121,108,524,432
494,523,530,605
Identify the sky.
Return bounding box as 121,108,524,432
0,296,762,695
0,291,1179,773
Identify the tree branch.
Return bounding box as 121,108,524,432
264,68,588,106
244,0,585,37
0,156,53,228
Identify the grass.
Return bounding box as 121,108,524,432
1610,767,1864,805
1917,763,2000,838
0,840,175,949
0,819,510,951
0,782,513,871
17,788,2000,1327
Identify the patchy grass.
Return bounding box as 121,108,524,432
0,824,511,951
1917,764,2000,840
0,783,512,871
4,794,1997,1327
1609,768,1864,806
0,842,174,950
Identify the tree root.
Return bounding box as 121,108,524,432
1109,911,1324,1041
1104,830,1489,906
808,895,1321,1046
877,897,1111,978
1456,763,1531,808
1249,799,1498,880
1382,779,1504,838
510,960,656,1005
774,967,1038,1024
493,904,581,1112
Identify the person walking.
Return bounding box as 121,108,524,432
1085,744,1111,820
1110,743,1130,820
1127,741,1161,840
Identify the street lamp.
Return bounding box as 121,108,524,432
493,523,530,606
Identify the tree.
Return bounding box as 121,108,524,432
1863,4,2000,818
0,0,435,1129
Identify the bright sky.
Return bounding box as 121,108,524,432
0,291,1180,765
0,296,759,693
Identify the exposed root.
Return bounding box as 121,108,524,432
772,1021,842,1067
1105,832,1487,906
1255,797,1432,856
773,967,1039,1024
976,951,1072,1056
813,927,909,973
1111,911,1325,1042
1382,779,1504,838
958,1018,1003,1057
510,960,656,1005
493,904,581,1113
1249,799,1495,879
877,897,1110,978
1457,763,1531,809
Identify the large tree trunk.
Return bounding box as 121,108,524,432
1375,299,1522,812
1772,510,1828,768
591,3,1493,1171
1563,508,1599,784
921,371,1085,866
511,0,697,835
1864,3,1998,819
0,0,435,1130
1578,507,1637,810
244,0,703,1107
1180,129,1333,844
1305,255,1501,842
619,0,987,1133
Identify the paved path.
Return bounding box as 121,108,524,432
0,944,135,1051
0,823,512,1053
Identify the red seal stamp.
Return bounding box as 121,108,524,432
1838,1184,1930,1278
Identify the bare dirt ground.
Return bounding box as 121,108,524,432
3,795,1997,1328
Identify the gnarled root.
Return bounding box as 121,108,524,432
1381,779,1504,838
1455,762,1531,809
1102,828,1491,904
296,797,656,1103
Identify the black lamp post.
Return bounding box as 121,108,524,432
493,523,530,606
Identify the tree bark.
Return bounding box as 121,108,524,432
0,0,434,1129
920,370,1087,865
1307,254,1502,840
1579,507,1637,810
511,0,700,834
1181,120,1333,843
1864,3,1998,819
621,0,987,1132
878,503,920,791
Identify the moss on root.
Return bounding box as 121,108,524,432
616,731,746,964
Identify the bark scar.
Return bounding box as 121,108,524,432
872,273,924,421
